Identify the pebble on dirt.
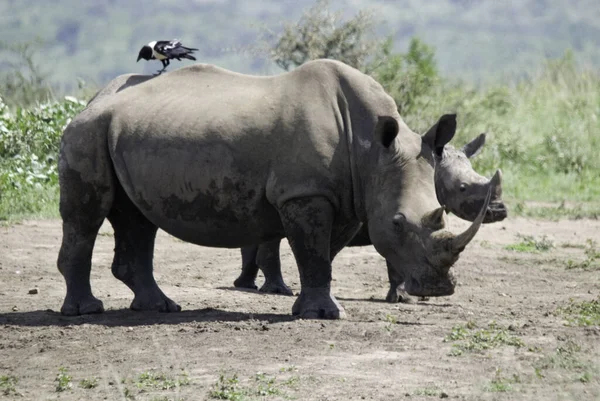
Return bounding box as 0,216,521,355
28,288,39,294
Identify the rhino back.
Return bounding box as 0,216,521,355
96,61,395,247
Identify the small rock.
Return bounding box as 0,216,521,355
440,392,449,398
11,306,18,311
28,288,39,295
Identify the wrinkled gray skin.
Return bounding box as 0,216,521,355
234,131,507,301
58,60,489,319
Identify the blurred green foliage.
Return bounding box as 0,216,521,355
0,1,599,220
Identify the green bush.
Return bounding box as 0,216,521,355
0,96,85,220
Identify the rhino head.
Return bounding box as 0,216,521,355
434,133,507,223
364,114,491,297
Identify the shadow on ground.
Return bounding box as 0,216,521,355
0,307,296,327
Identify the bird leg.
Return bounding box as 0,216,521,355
156,59,170,75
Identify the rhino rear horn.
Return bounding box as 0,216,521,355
422,207,446,231
450,185,492,253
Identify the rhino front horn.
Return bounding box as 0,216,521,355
451,185,492,253
491,169,503,197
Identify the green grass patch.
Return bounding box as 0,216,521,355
484,369,521,393
565,240,600,271
504,234,554,253
55,367,72,392
79,377,99,389
512,201,600,220
557,297,600,327
134,371,190,391
209,371,295,400
209,373,245,401
0,375,20,396
444,321,525,356
413,384,444,396
533,341,598,384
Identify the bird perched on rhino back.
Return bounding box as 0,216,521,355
137,39,198,74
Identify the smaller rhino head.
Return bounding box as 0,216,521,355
435,133,507,223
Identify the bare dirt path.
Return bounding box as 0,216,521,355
1,216,599,400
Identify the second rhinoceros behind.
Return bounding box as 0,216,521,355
58,59,489,319
234,130,507,302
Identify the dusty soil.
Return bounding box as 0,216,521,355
1,216,599,401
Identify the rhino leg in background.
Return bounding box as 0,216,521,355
233,246,260,290
256,239,293,295
107,184,181,313
234,241,293,295
279,197,344,319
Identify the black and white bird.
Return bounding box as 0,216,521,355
137,39,198,74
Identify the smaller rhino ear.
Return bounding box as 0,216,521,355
421,207,446,230
462,133,486,158
423,114,457,156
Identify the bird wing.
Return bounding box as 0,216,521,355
162,39,198,58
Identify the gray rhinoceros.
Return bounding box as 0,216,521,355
233,132,507,302
58,59,490,319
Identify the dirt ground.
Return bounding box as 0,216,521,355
0,216,599,401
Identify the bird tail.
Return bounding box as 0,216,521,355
184,54,197,61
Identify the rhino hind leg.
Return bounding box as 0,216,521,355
233,246,260,290
57,155,114,316
107,184,181,313
256,239,293,296
279,197,345,319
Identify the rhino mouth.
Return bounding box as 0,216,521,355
484,202,508,223
405,272,456,297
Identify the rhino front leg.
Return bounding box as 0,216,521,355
233,246,260,290
385,260,413,303
385,260,428,303
279,197,344,319
107,186,180,313
256,239,293,296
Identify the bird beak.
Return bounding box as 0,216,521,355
137,56,141,62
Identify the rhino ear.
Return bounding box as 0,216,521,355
374,116,399,148
422,114,457,156
462,133,486,158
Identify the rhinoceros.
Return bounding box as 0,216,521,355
58,59,490,319
233,133,507,302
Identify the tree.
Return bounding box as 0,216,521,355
268,0,377,71
263,0,439,116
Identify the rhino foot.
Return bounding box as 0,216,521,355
292,288,346,319
61,295,104,316
131,291,181,313
233,275,258,290
385,285,416,304
259,279,293,296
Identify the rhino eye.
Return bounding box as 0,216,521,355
392,213,406,230
459,183,467,192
